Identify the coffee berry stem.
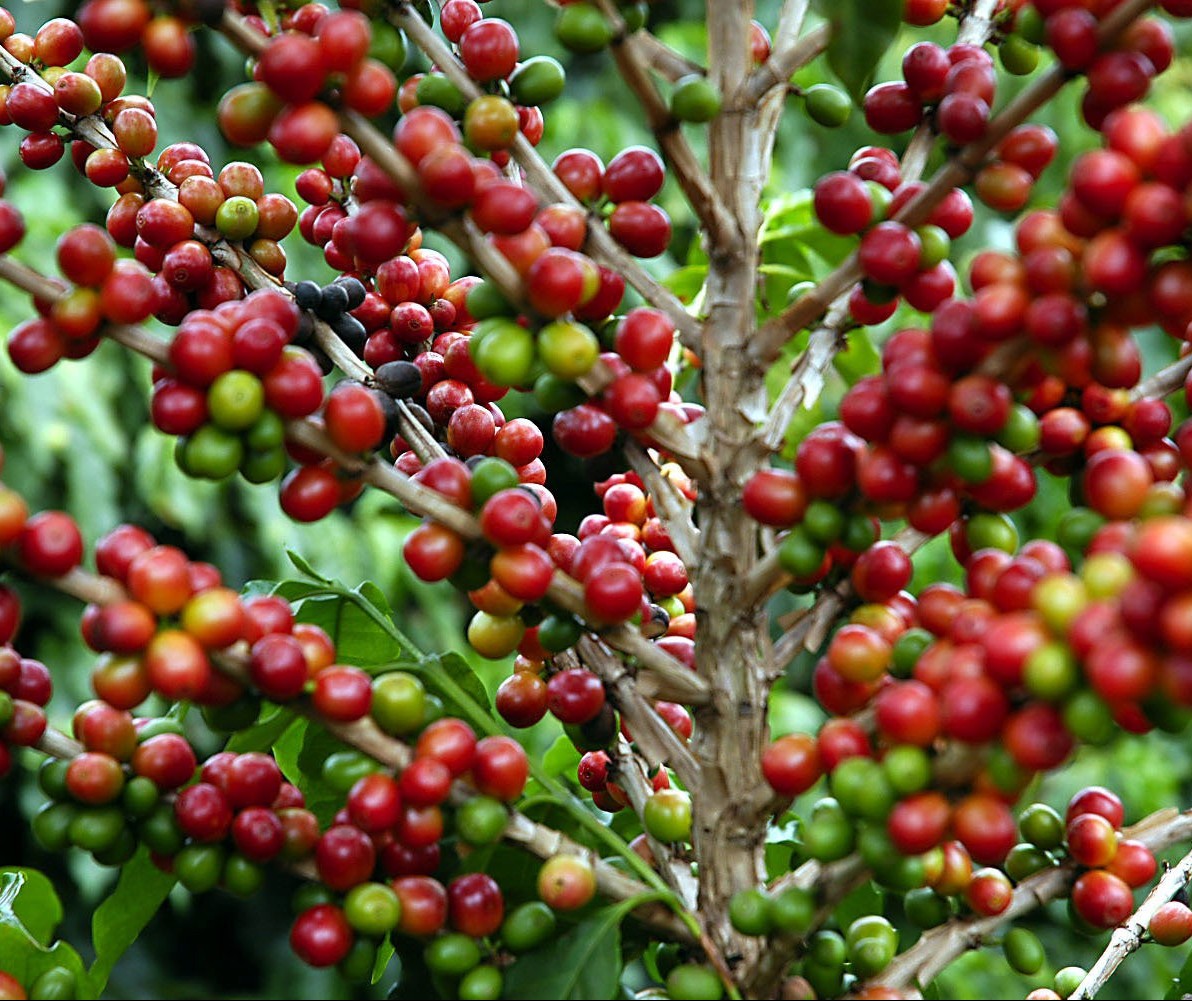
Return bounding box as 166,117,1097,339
1070,842,1192,999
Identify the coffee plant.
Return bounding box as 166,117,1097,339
4,0,1192,997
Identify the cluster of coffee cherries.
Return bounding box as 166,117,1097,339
0,645,51,780
813,147,973,321
404,4,559,159
238,5,397,165
1025,0,1175,129
1019,789,1157,931
404,444,696,659
80,520,392,724
0,12,196,184
23,685,557,997
7,219,150,373
865,41,1001,147
146,288,327,485
75,0,200,78
116,144,297,311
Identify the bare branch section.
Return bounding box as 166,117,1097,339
1131,353,1192,401
384,0,702,349
591,0,735,246
1071,844,1192,999
749,0,1160,368
19,560,694,942
869,808,1192,993
760,305,848,452
624,440,700,568
740,22,829,106
634,31,707,82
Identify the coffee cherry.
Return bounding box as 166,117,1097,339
18,511,83,577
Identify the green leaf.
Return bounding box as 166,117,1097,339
89,848,176,994
0,871,94,999
285,547,333,584
273,719,345,826
412,0,436,26
832,328,879,385
292,594,404,672
224,706,297,753
0,868,61,945
1168,946,1192,998
833,880,884,931
821,0,903,104
409,651,491,716
501,895,659,999
542,735,582,779
372,937,395,985
662,265,708,304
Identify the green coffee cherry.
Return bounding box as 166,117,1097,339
804,84,851,127
671,74,722,123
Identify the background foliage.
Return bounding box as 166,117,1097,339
1,0,1192,996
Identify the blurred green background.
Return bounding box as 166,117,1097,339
1,0,1191,997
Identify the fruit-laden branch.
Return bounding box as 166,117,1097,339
749,0,1160,368
759,0,1006,452
590,0,736,247
18,559,697,944
1070,844,1192,999
762,348,1192,644
383,0,703,350
219,14,706,470
0,255,706,704
863,808,1192,993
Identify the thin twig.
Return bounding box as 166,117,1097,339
1070,845,1192,999
1130,353,1192,401
634,31,707,82
760,305,848,452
